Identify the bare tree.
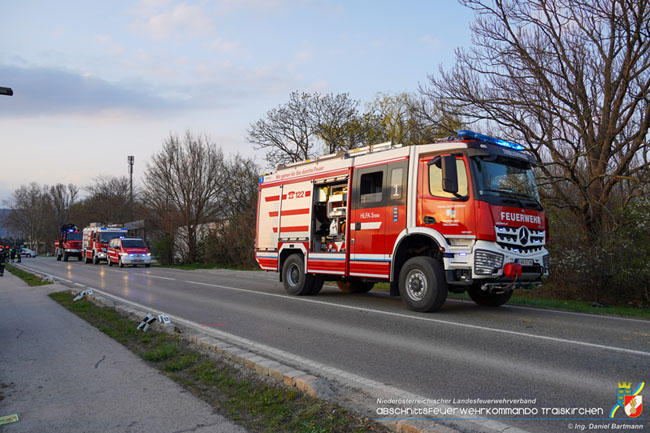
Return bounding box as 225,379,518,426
48,183,79,228
248,91,362,166
143,131,225,263
4,183,51,251
248,91,317,167
84,176,133,224
312,93,360,153
204,154,260,267
421,0,650,241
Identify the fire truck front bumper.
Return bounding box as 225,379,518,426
119,254,152,265
443,240,549,289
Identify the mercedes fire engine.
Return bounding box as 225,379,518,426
55,224,83,261
82,223,127,264
255,130,550,312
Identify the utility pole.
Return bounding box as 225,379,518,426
127,155,134,202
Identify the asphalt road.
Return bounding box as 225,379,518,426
20,257,649,433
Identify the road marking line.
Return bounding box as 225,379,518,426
140,274,175,280
445,298,650,323
183,280,650,358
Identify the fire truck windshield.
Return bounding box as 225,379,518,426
471,156,540,203
66,232,82,240
99,232,123,243
122,239,146,248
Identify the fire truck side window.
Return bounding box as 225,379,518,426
360,171,383,203
429,158,468,198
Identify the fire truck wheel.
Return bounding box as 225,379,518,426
467,285,513,307
309,277,324,295
63,252,69,262
399,257,447,312
282,254,318,296
92,255,99,265
119,257,125,268
108,258,113,266
56,254,62,261
336,278,374,293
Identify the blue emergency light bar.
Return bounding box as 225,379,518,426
458,130,525,151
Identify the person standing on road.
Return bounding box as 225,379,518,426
0,246,7,277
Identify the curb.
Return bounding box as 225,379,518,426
76,289,337,403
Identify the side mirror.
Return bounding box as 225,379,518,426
441,156,458,195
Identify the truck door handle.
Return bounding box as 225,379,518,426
355,222,361,230
423,216,436,225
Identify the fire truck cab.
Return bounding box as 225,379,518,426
255,130,550,312
82,223,127,265
55,224,83,261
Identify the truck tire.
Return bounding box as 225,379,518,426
467,285,513,307
119,257,125,268
84,252,91,264
282,254,319,296
93,254,99,265
336,278,374,293
399,257,447,312
56,254,62,261
108,257,113,266
309,277,324,295
63,252,69,262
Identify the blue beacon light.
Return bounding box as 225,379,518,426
458,130,525,151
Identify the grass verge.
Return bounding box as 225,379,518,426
373,282,649,319
6,264,53,286
49,291,387,433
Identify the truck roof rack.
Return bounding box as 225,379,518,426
276,142,402,171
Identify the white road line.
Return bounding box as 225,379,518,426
183,280,650,358
139,274,176,281
446,297,650,323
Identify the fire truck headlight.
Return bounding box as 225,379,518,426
474,250,504,275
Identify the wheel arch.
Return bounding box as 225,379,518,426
390,228,448,284
278,244,307,282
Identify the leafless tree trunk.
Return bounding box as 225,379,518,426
143,131,225,263
421,0,650,241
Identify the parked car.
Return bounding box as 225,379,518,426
20,248,38,258
107,237,151,268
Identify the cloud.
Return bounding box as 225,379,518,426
131,3,214,40
0,64,182,117
210,38,242,55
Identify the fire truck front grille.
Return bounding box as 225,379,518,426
495,225,545,255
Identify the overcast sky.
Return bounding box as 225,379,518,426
0,0,474,203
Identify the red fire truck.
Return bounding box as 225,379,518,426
82,223,127,264
55,224,83,261
255,130,550,312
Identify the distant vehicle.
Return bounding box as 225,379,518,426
107,237,151,268
20,248,38,258
82,223,127,264
55,224,83,261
